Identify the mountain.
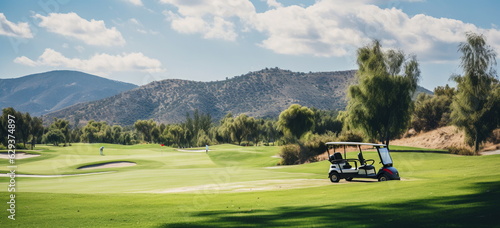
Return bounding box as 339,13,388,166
0,70,138,116
44,68,432,126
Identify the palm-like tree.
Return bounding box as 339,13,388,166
451,32,499,153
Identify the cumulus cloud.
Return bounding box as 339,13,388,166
34,12,125,46
0,13,33,38
160,0,255,41
250,0,492,60
14,48,165,74
159,0,500,62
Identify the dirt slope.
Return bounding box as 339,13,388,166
392,126,499,152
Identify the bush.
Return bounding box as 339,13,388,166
488,129,500,144
15,143,28,149
302,133,336,157
279,144,301,165
338,131,364,142
448,146,476,156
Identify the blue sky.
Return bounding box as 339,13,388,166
0,0,499,90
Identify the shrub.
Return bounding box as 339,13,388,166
488,129,500,144
15,143,28,149
338,130,365,142
302,133,336,157
279,144,301,165
448,146,476,156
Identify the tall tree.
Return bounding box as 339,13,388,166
30,116,44,149
346,40,420,147
277,104,315,141
51,118,71,146
134,119,157,143
217,113,234,143
229,114,254,145
451,32,500,153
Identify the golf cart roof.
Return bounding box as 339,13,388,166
325,142,386,147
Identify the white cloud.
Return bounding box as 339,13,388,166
159,0,500,62
13,56,37,66
34,12,125,46
14,48,165,74
125,0,143,6
0,13,33,38
250,0,500,60
160,0,256,41
266,0,283,8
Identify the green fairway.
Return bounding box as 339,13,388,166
1,143,499,227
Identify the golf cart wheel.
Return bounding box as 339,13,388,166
378,174,389,182
345,177,353,181
329,173,340,183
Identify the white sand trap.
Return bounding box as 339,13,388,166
0,172,112,178
176,149,208,153
482,150,500,155
140,179,332,193
0,152,40,159
78,161,136,170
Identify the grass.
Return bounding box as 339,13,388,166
0,143,499,227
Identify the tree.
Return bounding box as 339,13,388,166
42,129,65,146
112,125,123,144
229,114,254,145
411,86,454,132
312,108,342,136
166,124,185,147
134,119,157,143
217,113,234,143
81,120,110,143
451,32,500,153
346,40,420,147
182,110,212,146
50,118,71,146
19,112,31,148
262,119,280,146
150,126,161,144
196,130,211,147
0,107,25,146
277,104,315,142
30,117,44,149
248,119,265,146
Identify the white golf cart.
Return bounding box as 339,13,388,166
326,142,400,182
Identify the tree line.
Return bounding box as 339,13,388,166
0,106,342,150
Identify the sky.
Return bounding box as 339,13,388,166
0,0,499,90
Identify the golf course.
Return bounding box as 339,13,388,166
0,143,499,227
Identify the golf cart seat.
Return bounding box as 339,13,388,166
329,152,352,169
358,152,374,170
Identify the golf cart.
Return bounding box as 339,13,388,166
326,142,400,182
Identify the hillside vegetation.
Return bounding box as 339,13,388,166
44,68,430,126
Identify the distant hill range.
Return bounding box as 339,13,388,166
43,68,432,126
0,70,138,116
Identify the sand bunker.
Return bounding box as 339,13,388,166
176,149,208,152
140,179,333,193
482,150,500,156
0,152,40,159
78,161,136,170
0,172,112,178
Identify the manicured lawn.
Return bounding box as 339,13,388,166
0,143,499,227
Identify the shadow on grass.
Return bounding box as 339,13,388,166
159,181,499,228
